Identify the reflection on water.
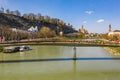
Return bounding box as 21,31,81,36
0,45,120,80
73,60,76,73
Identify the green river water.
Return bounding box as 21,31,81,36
0,45,120,80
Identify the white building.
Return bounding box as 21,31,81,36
108,30,120,36
107,24,120,36
28,26,38,32
11,28,28,33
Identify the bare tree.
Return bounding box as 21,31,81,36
39,26,56,38
0,7,4,13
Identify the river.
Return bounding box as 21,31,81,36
0,45,120,80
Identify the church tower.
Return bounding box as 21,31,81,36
81,25,85,34
108,24,111,32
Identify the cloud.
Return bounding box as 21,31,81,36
83,21,87,24
97,19,105,23
0,0,8,7
85,11,94,15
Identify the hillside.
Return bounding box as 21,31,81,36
0,13,77,34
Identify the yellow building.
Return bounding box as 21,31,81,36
79,25,88,34
59,31,63,37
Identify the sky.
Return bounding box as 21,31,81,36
0,0,120,33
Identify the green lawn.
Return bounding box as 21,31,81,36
110,47,120,54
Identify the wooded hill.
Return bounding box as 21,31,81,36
0,11,77,34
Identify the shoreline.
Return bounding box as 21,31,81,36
103,47,120,56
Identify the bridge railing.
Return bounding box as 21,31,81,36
0,39,120,47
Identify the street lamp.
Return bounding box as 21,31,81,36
73,39,76,60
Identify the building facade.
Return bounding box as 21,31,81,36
108,25,120,36
79,25,88,34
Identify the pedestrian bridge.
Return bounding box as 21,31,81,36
1,57,120,64
1,40,120,47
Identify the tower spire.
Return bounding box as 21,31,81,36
108,24,111,32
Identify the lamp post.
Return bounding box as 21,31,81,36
73,39,76,60
0,29,3,62
0,29,1,42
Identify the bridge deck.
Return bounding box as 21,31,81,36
0,40,120,47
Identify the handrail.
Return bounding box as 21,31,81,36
1,57,120,64
0,40,120,47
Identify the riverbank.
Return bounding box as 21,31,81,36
103,47,120,56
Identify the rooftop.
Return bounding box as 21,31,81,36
113,30,120,32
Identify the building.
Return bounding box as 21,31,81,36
108,30,120,36
12,28,29,33
117,39,120,43
108,25,120,36
28,26,38,32
59,31,63,37
108,24,112,32
0,36,5,42
79,25,88,34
